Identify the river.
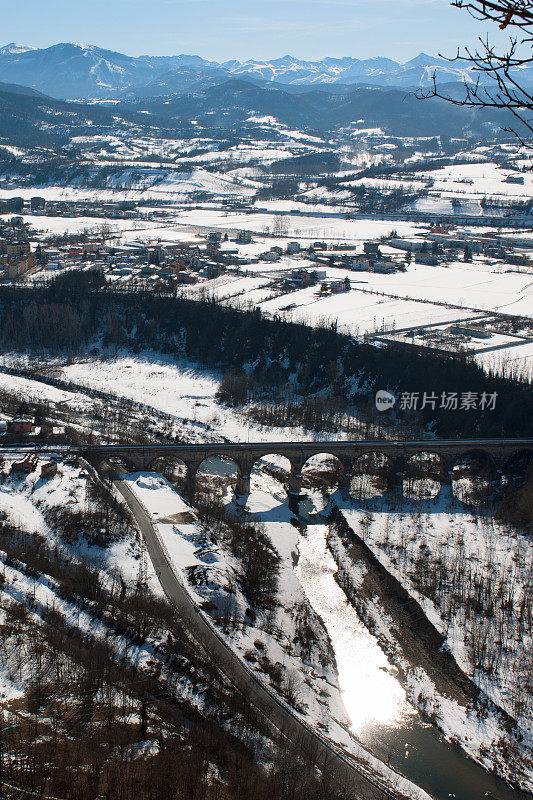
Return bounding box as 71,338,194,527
295,521,531,800
204,456,531,800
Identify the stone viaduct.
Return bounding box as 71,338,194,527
85,438,533,496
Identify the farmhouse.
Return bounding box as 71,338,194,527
8,417,34,435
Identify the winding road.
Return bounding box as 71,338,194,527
114,477,433,800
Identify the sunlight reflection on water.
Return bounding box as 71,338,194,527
295,524,414,733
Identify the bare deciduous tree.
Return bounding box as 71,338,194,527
418,1,533,144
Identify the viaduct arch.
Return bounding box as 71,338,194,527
84,438,533,497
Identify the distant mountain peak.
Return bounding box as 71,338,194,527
405,52,442,67
0,42,35,55
0,43,530,100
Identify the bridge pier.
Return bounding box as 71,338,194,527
338,458,354,494
287,459,305,498
491,455,506,477
440,460,453,485
120,454,149,473
339,471,353,496
234,457,253,498
387,456,406,494
235,473,251,496
184,463,199,497
288,473,303,496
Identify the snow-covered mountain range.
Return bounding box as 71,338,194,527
1,42,531,99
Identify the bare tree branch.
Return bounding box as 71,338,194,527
453,1,533,31
417,1,533,147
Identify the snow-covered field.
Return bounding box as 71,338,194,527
173,208,425,241
0,167,255,203
183,274,274,303
244,259,533,320
0,213,206,247
419,162,533,201
3,214,151,237
349,162,532,206
0,369,94,410
54,355,352,443
259,283,470,335
0,460,87,541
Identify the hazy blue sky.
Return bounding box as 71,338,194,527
1,0,508,62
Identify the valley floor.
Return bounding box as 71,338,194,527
0,354,530,796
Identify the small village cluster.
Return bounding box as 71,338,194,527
1,197,531,295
